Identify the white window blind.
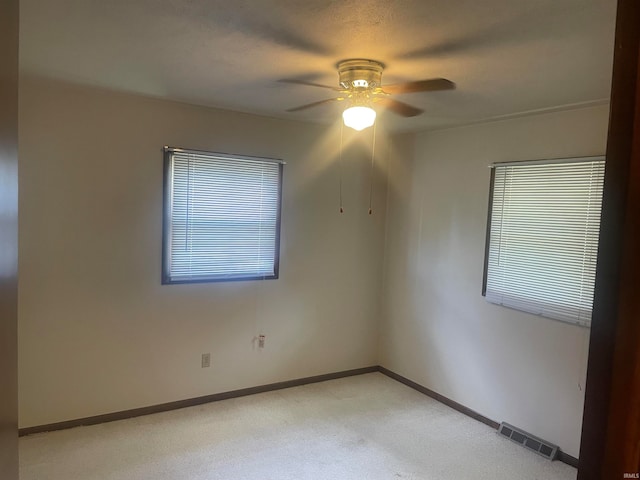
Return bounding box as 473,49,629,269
163,148,283,283
484,157,605,327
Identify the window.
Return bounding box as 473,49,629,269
482,157,605,327
162,147,283,284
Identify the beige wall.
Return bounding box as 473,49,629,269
19,76,609,458
18,78,388,428
380,105,610,458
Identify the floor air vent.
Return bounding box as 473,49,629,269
498,422,558,460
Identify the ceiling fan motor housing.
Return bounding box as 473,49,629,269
338,59,384,90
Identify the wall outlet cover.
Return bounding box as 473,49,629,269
201,353,211,368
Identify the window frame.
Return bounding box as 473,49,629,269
481,155,605,327
161,146,284,285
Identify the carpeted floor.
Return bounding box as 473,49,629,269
19,372,577,479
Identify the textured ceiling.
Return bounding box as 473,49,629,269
20,0,616,132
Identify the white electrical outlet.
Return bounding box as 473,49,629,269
201,353,211,368
258,335,265,348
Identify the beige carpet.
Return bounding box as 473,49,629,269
19,373,577,480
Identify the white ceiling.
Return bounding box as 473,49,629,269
19,0,617,132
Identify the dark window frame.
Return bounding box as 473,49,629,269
161,146,283,285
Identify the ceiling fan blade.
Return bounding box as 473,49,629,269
286,98,340,112
382,78,455,94
278,79,341,91
375,98,424,117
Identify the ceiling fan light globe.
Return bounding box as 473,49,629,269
342,106,376,131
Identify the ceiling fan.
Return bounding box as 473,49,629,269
281,59,455,130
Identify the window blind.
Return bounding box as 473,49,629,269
163,148,283,283
484,157,605,327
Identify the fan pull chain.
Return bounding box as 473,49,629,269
339,121,345,213
368,122,377,215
